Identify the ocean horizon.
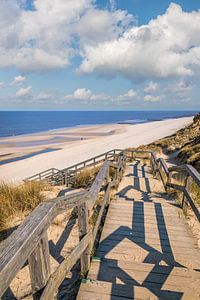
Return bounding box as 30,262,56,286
0,110,197,138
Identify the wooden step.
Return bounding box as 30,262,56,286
77,278,199,300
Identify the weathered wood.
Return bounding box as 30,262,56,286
40,231,92,300
78,202,90,274
78,161,200,299
28,231,51,298
88,161,110,211
92,182,111,244
0,190,88,297
2,149,200,299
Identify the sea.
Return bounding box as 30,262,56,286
0,110,198,138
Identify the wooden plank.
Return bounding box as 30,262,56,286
28,231,51,298
96,251,200,269
78,279,193,300
88,161,110,210
98,238,200,256
100,232,198,249
101,226,195,240
97,241,200,260
90,258,200,278
88,261,200,286
92,182,111,244
78,203,90,274
103,219,191,233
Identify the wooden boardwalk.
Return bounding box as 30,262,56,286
78,161,200,299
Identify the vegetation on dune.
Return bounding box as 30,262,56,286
153,113,200,171
127,113,200,208
71,166,101,188
71,164,116,189
0,181,52,233
128,113,200,171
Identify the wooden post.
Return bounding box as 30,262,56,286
28,231,50,299
105,165,110,186
182,175,190,215
166,171,172,193
78,202,90,275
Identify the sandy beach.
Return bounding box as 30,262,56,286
0,116,193,183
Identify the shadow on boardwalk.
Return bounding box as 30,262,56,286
93,162,185,299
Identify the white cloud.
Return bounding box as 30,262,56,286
144,81,158,93
65,88,110,101
144,94,160,102
0,0,132,72
11,75,26,85
64,88,139,103
0,81,4,87
16,86,32,97
34,92,53,100
73,88,92,100
117,89,137,100
79,3,200,80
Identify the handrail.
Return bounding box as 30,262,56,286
0,190,89,296
0,153,126,299
169,164,200,186
24,149,123,183
155,156,200,221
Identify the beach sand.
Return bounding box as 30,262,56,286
0,116,193,183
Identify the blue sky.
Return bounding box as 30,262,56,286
0,0,200,110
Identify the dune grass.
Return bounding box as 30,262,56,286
71,166,101,188
0,181,51,232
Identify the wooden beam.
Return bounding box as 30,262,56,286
28,231,50,299
78,203,90,274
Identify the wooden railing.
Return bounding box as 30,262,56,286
25,149,123,185
156,157,200,221
0,149,199,299
0,152,126,299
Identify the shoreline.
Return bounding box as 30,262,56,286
0,111,196,139
0,116,193,183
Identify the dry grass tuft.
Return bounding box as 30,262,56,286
0,181,51,232
72,166,100,188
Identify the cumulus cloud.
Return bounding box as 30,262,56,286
117,89,137,100
16,86,32,97
0,0,132,72
64,88,139,103
144,81,158,93
79,3,200,80
0,81,4,87
65,88,110,101
11,75,26,85
144,95,160,102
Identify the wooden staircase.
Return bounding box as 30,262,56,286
77,161,200,299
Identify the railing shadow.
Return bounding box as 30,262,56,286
93,163,186,300
94,200,184,299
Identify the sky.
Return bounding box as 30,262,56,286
0,0,200,110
